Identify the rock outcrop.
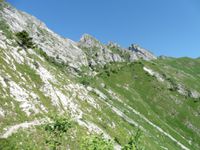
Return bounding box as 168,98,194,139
78,34,124,66
128,44,157,60
0,2,88,69
78,34,157,67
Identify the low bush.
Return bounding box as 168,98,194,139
122,129,143,150
16,30,34,48
44,115,72,149
81,134,113,150
79,76,90,86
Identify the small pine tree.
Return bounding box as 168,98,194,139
16,30,34,48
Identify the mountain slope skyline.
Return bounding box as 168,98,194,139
1,1,200,149
6,0,200,58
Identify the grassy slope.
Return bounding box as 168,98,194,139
1,56,200,149
86,58,200,149
0,47,89,149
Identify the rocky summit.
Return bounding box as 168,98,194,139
0,1,200,150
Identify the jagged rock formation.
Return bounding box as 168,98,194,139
78,34,157,67
78,34,125,66
128,44,157,60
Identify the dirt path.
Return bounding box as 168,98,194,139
0,119,47,139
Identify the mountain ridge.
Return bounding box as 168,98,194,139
0,1,157,69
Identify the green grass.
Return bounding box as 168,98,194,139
0,19,13,39
15,63,43,87
84,60,200,149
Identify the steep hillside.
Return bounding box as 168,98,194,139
0,1,200,150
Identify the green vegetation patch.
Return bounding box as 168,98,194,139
0,19,13,39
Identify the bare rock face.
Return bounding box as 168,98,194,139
129,44,157,60
79,34,103,49
189,90,200,99
78,34,157,67
0,2,88,69
78,34,124,66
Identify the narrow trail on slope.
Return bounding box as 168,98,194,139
0,119,47,139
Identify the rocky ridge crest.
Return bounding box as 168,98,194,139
0,2,156,69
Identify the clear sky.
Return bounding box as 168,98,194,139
6,0,200,58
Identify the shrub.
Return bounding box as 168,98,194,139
105,70,110,77
79,76,90,86
122,129,143,150
33,61,39,69
16,30,34,48
81,134,113,150
44,115,72,149
37,48,49,60
114,137,121,145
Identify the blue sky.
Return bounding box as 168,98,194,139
7,0,200,57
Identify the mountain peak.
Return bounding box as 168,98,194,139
80,34,95,40
79,34,102,48
129,44,157,60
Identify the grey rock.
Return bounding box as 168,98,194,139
112,53,123,62
107,41,120,49
80,34,102,49
0,2,88,69
129,44,157,60
176,84,188,96
189,90,200,99
100,83,106,88
78,34,124,66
